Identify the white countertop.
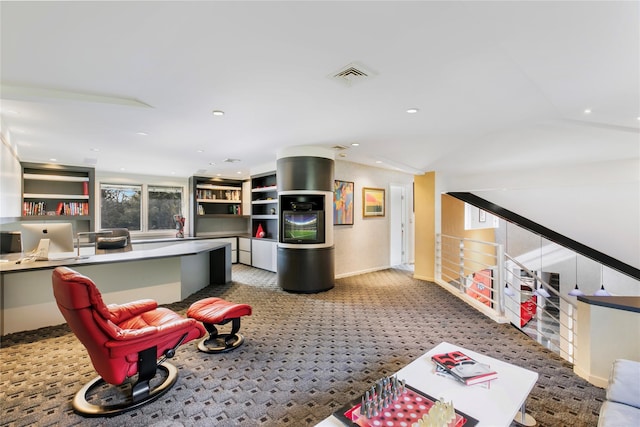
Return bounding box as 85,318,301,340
1,240,230,273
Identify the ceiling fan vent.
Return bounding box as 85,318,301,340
329,62,376,86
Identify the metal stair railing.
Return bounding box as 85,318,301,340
436,234,579,363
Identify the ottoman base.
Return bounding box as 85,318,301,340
187,297,252,354
197,317,245,353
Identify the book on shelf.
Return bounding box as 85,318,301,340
431,350,498,385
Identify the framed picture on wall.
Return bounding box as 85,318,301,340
363,187,385,217
333,180,354,225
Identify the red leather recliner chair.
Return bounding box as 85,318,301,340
52,266,205,417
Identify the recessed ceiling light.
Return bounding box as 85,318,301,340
375,160,383,164
236,171,242,175
216,173,222,177
197,149,204,153
212,110,225,116
90,148,100,152
119,167,126,171
583,109,592,114
224,158,241,163
49,158,57,162
136,131,148,136
339,153,347,158
209,162,216,166
351,142,360,147
406,108,419,114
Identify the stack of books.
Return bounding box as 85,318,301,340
431,350,498,386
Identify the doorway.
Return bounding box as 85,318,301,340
390,185,408,266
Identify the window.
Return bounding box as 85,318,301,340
99,183,184,233
148,186,183,230
100,184,142,230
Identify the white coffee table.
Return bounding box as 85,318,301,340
315,341,538,427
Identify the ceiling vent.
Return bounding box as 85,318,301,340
329,62,376,87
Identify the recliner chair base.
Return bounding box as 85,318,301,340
72,362,178,417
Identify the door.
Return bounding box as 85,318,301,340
390,185,406,266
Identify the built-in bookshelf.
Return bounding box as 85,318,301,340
21,162,95,233
189,176,249,237
251,172,278,240
249,171,278,272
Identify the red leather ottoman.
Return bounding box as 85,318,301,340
187,297,252,353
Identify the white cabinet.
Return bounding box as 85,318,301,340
251,239,277,272
238,237,251,265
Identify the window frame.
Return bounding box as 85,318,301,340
98,181,186,237
147,185,184,232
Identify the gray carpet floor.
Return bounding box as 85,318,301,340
1,265,605,426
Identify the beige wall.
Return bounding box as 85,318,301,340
333,161,414,277
440,194,496,282
413,172,435,281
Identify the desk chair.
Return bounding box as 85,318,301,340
94,228,132,254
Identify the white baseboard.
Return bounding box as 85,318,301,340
335,265,390,279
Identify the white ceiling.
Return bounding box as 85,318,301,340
1,1,638,180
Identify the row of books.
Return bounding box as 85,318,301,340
23,201,90,216
431,350,498,386
196,189,241,201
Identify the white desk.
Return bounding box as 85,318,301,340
0,241,231,335
316,342,538,427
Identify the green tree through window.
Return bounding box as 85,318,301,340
100,184,142,230
148,186,183,230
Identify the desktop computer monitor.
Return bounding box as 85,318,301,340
20,222,75,256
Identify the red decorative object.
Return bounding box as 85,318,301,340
255,223,265,238
174,214,185,238
521,295,537,327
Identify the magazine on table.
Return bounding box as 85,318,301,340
431,350,498,386
433,364,491,389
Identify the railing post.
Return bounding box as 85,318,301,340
496,244,505,316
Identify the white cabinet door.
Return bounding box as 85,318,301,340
251,239,277,272
238,237,251,252
238,237,251,265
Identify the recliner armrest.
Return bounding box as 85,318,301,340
104,318,202,358
108,299,158,323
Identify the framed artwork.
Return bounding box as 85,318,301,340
363,187,385,217
333,180,354,225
